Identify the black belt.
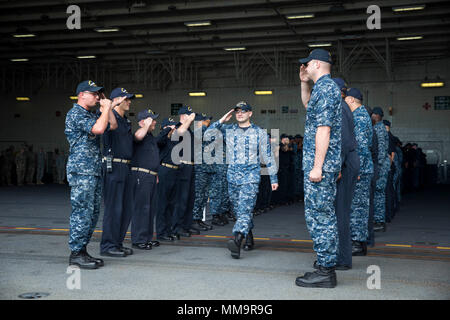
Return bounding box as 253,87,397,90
161,162,178,170
131,167,158,176
102,157,131,164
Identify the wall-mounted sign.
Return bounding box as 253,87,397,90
290,108,299,113
171,103,183,115
281,106,289,113
261,110,267,114
434,96,450,110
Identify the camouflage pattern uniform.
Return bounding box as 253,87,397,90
206,122,277,236
65,103,103,253
303,74,342,268
56,152,66,184
209,143,231,216
373,121,390,223
192,125,216,220
393,144,403,204
36,150,46,184
25,148,36,184
15,150,27,186
349,106,374,242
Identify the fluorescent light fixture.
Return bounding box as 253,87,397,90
94,27,120,32
131,1,147,8
184,20,212,27
10,58,29,62
134,94,144,98
286,13,315,19
189,92,206,97
146,50,165,54
224,47,246,51
392,5,425,12
421,82,444,88
254,90,273,95
308,43,332,47
69,96,78,100
13,33,36,38
16,97,30,101
77,55,96,59
396,36,423,41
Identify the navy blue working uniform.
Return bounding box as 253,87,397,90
366,106,379,247
65,80,104,266
333,79,360,268
172,106,196,236
129,109,160,245
100,88,134,254
155,118,179,239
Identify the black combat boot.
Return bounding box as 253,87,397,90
227,232,245,259
80,246,104,267
295,265,337,288
220,213,229,225
352,241,367,256
69,251,98,270
211,215,225,226
194,219,213,231
226,211,236,222
374,222,386,232
243,231,254,251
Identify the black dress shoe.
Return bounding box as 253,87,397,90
120,246,134,256
352,241,367,256
313,261,350,271
80,246,104,267
170,233,181,240
295,265,337,288
69,251,98,269
148,241,160,247
188,226,201,235
100,248,127,257
157,235,175,242
212,215,225,226
227,232,244,259
243,231,254,251
177,230,191,237
132,243,152,250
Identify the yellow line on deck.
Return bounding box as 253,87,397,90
15,227,36,230
50,229,69,231
385,244,412,248
204,235,228,238
291,239,313,243
254,237,270,240
436,247,450,250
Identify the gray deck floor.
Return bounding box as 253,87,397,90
0,184,449,300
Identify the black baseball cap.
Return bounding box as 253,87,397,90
234,101,252,112
76,80,104,95
137,108,159,121
110,87,135,100
299,49,333,65
346,88,363,101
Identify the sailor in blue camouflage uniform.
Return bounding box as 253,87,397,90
371,107,390,232
393,137,403,212
206,101,278,259
345,88,374,255
192,113,215,231
65,80,119,270
295,49,342,288
209,138,232,226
